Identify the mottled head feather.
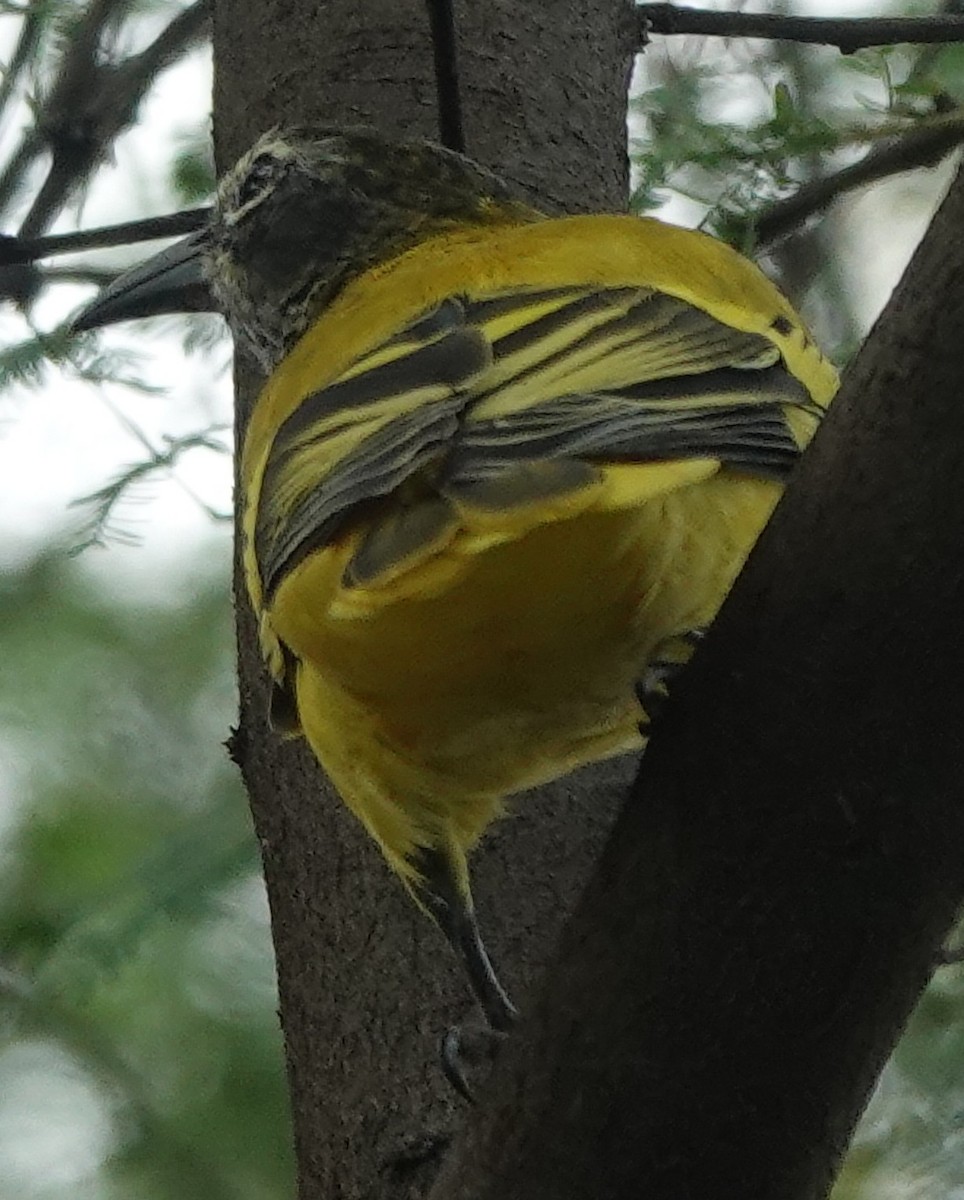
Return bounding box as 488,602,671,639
205,127,537,370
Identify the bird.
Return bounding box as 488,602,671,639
74,125,838,1051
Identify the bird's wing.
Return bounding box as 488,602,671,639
251,299,489,601
447,284,814,497
250,279,820,601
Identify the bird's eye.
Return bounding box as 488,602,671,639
235,152,279,210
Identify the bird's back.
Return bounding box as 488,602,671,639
241,212,836,882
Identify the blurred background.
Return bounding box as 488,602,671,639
1,1,963,1196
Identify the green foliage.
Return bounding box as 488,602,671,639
0,325,162,393
632,74,840,247
71,422,231,551
631,39,964,252
2,1,963,1195
834,966,964,1198
0,549,293,1199
929,42,964,103
171,134,216,206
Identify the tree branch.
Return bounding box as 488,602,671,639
38,264,117,287
0,0,131,225
755,113,964,246
0,0,212,307
0,207,211,265
431,141,964,1200
0,126,43,222
19,0,213,239
638,3,964,52
0,1,44,117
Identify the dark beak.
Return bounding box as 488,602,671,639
71,229,216,332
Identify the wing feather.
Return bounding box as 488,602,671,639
254,281,822,600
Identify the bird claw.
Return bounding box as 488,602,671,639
440,1022,510,1103
636,627,706,732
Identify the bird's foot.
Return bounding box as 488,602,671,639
440,1019,511,1102
636,627,706,733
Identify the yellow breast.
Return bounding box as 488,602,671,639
269,459,781,872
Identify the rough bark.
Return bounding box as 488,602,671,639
430,161,964,1200
212,2,637,1197
214,3,964,1197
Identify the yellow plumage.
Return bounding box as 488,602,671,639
243,214,835,904
73,130,838,1038
239,187,836,1033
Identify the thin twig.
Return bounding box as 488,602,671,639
0,206,211,264
19,0,212,238
39,264,118,286
425,0,465,153
8,0,131,232
0,127,43,222
637,4,964,53
0,0,44,115
117,0,213,87
755,116,964,247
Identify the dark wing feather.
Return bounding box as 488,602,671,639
255,283,819,597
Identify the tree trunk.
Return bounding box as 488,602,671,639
429,160,964,1200
212,2,637,1197
213,3,964,1197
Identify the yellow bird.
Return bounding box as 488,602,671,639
74,127,837,1042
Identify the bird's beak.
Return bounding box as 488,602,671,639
71,228,216,332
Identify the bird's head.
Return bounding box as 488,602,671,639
73,127,536,370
